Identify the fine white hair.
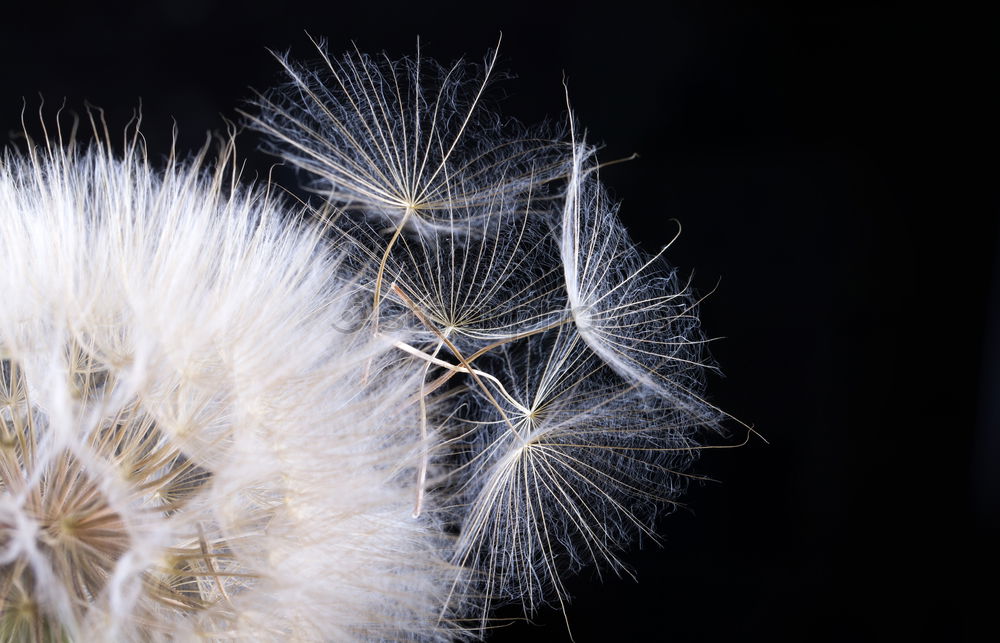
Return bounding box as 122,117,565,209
1,38,731,641
249,40,729,637
0,123,453,641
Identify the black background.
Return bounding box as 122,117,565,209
1,3,992,641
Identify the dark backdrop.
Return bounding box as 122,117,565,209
0,3,991,641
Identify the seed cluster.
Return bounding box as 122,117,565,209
0,42,731,641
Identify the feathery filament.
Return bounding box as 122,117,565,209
0,39,735,641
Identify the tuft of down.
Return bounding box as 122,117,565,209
1,40,734,641
0,128,453,641
252,41,730,638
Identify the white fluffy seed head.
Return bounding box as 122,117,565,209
0,128,454,641
2,40,736,641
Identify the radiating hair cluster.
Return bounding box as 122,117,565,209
1,40,729,641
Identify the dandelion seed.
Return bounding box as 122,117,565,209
560,143,722,427
445,324,706,628
344,191,568,352
245,36,570,232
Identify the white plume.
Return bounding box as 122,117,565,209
250,40,730,638
244,37,570,234
0,129,453,641
1,39,734,641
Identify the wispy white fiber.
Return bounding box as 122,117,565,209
0,128,452,641
1,38,733,642
250,40,730,639
244,36,570,235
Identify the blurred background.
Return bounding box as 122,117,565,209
0,2,990,641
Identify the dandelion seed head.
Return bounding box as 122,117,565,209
3,37,738,641
0,130,454,640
